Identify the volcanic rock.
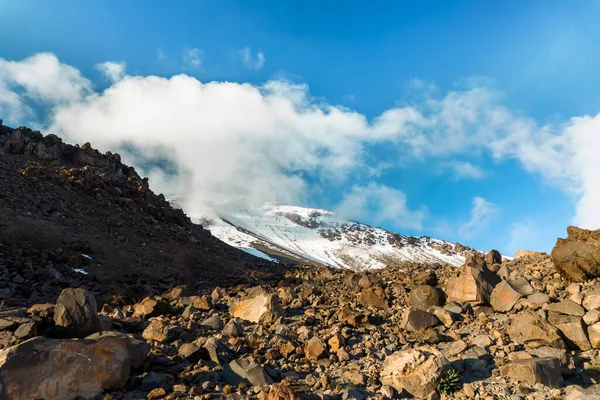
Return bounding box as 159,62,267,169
552,226,600,281
0,333,147,400
380,346,450,398
500,357,563,387
509,310,565,349
53,288,103,338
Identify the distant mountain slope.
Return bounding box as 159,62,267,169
192,203,476,271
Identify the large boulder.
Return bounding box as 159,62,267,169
552,226,600,281
230,287,284,323
409,285,445,309
500,357,563,387
485,249,502,266
358,286,389,309
547,313,591,351
509,310,565,349
490,280,521,312
133,297,170,319
401,309,439,332
444,264,500,305
0,333,148,400
380,346,450,399
53,288,103,338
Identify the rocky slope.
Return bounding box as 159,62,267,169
194,204,477,271
0,124,281,307
1,123,600,400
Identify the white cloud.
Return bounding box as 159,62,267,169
0,53,91,104
238,47,265,70
443,160,485,180
96,61,126,83
183,48,203,69
458,197,500,238
336,183,426,230
1,52,600,231
0,53,91,124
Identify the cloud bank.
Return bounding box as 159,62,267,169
1,52,599,234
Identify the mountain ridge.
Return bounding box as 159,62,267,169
189,202,478,271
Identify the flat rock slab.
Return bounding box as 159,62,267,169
0,333,148,400
500,357,563,387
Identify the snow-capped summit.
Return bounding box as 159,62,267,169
190,203,476,271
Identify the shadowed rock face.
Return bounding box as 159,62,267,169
552,226,600,281
0,125,283,307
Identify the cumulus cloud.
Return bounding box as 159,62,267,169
238,47,265,70
1,52,600,231
443,160,485,180
458,197,500,238
0,53,91,124
182,48,203,69
336,183,426,230
96,61,126,83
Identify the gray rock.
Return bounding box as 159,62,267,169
53,288,103,338
500,357,563,387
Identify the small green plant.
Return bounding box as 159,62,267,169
437,369,461,395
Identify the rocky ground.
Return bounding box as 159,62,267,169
1,125,600,399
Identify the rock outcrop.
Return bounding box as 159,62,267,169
552,226,600,281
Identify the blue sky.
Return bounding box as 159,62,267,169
1,0,599,255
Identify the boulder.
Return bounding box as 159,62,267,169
191,295,212,311
222,356,274,387
142,318,182,343
548,313,592,351
222,319,244,337
328,334,345,352
162,285,191,302
509,310,565,349
411,271,437,287
490,280,521,312
0,333,148,400
133,297,170,319
588,323,600,349
582,290,600,311
401,309,439,332
486,249,502,266
178,343,208,363
508,277,535,296
199,316,224,330
444,264,500,305
409,285,445,309
525,292,550,310
547,299,586,316
551,226,600,281
268,383,300,400
358,286,389,309
53,288,103,338
380,346,450,398
514,250,546,259
230,288,284,323
500,357,563,387
305,336,327,360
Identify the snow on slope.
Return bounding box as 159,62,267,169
191,203,476,271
